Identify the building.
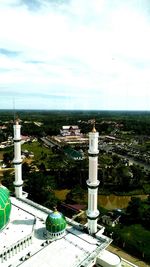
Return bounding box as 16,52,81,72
64,146,83,160
0,120,129,267
60,125,81,136
101,211,121,227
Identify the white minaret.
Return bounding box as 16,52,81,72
86,123,100,234
13,118,23,198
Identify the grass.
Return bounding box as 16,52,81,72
22,141,56,168
22,141,52,160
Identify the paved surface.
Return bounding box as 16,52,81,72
108,244,150,267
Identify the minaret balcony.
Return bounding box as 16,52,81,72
13,159,22,164
88,150,99,156
13,138,22,142
86,180,100,188
86,210,99,219
13,181,23,187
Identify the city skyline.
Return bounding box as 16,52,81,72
0,0,150,110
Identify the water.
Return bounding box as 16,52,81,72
55,189,148,211
98,194,148,210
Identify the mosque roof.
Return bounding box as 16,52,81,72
0,185,11,230
0,197,112,267
64,147,82,159
46,208,66,234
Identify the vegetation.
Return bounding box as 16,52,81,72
98,153,150,195
0,109,150,136
108,224,150,263
106,196,150,263
22,141,53,168
125,197,150,229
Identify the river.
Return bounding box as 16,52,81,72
55,189,148,210
98,194,148,210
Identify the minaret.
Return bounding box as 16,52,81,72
13,118,23,198
86,122,100,234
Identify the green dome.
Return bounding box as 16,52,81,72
0,185,11,230
46,209,66,235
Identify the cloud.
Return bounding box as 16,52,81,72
18,0,70,11
0,0,150,110
0,48,21,57
20,0,41,10
25,60,45,64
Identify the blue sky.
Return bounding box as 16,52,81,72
0,0,150,110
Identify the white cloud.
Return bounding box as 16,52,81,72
0,0,150,109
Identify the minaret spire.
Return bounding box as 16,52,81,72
86,120,100,234
92,119,96,133
13,117,23,198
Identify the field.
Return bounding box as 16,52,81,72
22,141,55,168
22,141,52,160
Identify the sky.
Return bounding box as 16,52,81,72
0,0,150,110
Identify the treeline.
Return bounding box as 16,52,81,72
1,110,150,137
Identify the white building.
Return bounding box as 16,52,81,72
60,125,81,136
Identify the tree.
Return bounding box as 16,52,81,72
130,164,145,188
0,132,5,143
22,162,31,176
39,162,46,172
112,154,120,165
126,197,142,223
116,164,132,191
2,171,14,193
143,207,150,229
66,185,85,204
25,172,58,208
3,152,13,167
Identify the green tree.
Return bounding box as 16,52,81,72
143,207,150,229
39,162,46,172
126,197,142,223
2,171,14,193
3,152,13,167
116,164,132,191
22,162,31,175
26,172,58,208
66,185,85,204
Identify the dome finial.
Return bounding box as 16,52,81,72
53,206,57,213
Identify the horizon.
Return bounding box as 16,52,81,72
0,109,150,113
0,0,150,110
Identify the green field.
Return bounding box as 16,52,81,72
22,141,51,158
22,141,54,168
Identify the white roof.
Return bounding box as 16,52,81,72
20,232,97,267
62,126,79,130
0,202,34,252
0,197,111,267
97,249,121,265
